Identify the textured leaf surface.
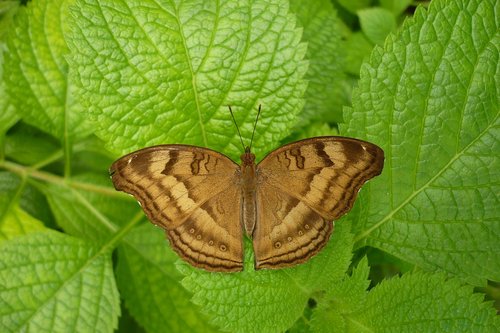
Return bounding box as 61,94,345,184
310,257,370,333
343,0,500,285
3,0,90,140
43,174,137,241
0,231,120,333
68,0,307,157
290,0,345,124
0,85,16,135
116,225,218,333
356,273,500,332
180,222,353,333
0,47,17,134
312,271,500,332
0,206,45,242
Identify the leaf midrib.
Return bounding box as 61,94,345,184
354,111,499,243
15,212,141,331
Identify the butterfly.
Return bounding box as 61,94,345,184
110,107,384,272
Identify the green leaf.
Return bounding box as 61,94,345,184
313,270,500,332
0,171,54,230
343,0,500,285
358,7,396,45
43,173,137,241
310,257,370,332
341,32,373,75
67,0,308,158
336,0,371,15
116,225,218,333
0,205,46,242
0,84,17,135
287,122,339,142
290,0,346,124
0,1,19,41
179,221,353,333
4,124,60,166
379,0,412,16
0,172,46,242
0,231,120,333
3,0,91,140
351,273,500,332
0,43,18,135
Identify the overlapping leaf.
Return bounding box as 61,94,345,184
3,0,91,140
67,0,308,158
312,260,500,332
0,231,120,332
117,225,219,333
290,0,345,124
343,0,500,285
180,222,353,333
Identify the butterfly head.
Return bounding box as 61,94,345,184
241,147,256,166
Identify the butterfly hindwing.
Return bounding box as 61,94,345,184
166,184,243,272
253,183,334,270
110,145,244,272
253,137,384,269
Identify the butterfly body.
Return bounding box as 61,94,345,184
110,136,384,272
240,148,258,237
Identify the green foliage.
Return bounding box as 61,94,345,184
0,0,498,332
0,230,120,332
358,8,396,45
313,259,499,332
343,0,500,286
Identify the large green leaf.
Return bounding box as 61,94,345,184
312,260,500,332
0,231,120,332
67,0,308,158
290,0,345,124
343,0,499,285
3,0,91,141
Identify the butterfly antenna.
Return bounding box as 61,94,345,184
228,105,246,151
249,104,261,150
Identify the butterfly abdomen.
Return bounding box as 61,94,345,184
240,151,258,237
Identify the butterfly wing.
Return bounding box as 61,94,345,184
110,145,244,272
253,137,384,269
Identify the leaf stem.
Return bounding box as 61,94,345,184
102,210,144,251
31,149,64,169
0,160,133,200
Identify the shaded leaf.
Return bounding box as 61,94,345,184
290,0,346,124
358,7,396,45
117,225,218,333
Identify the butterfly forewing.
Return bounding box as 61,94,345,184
253,137,384,269
110,145,244,272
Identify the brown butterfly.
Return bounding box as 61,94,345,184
110,106,384,272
